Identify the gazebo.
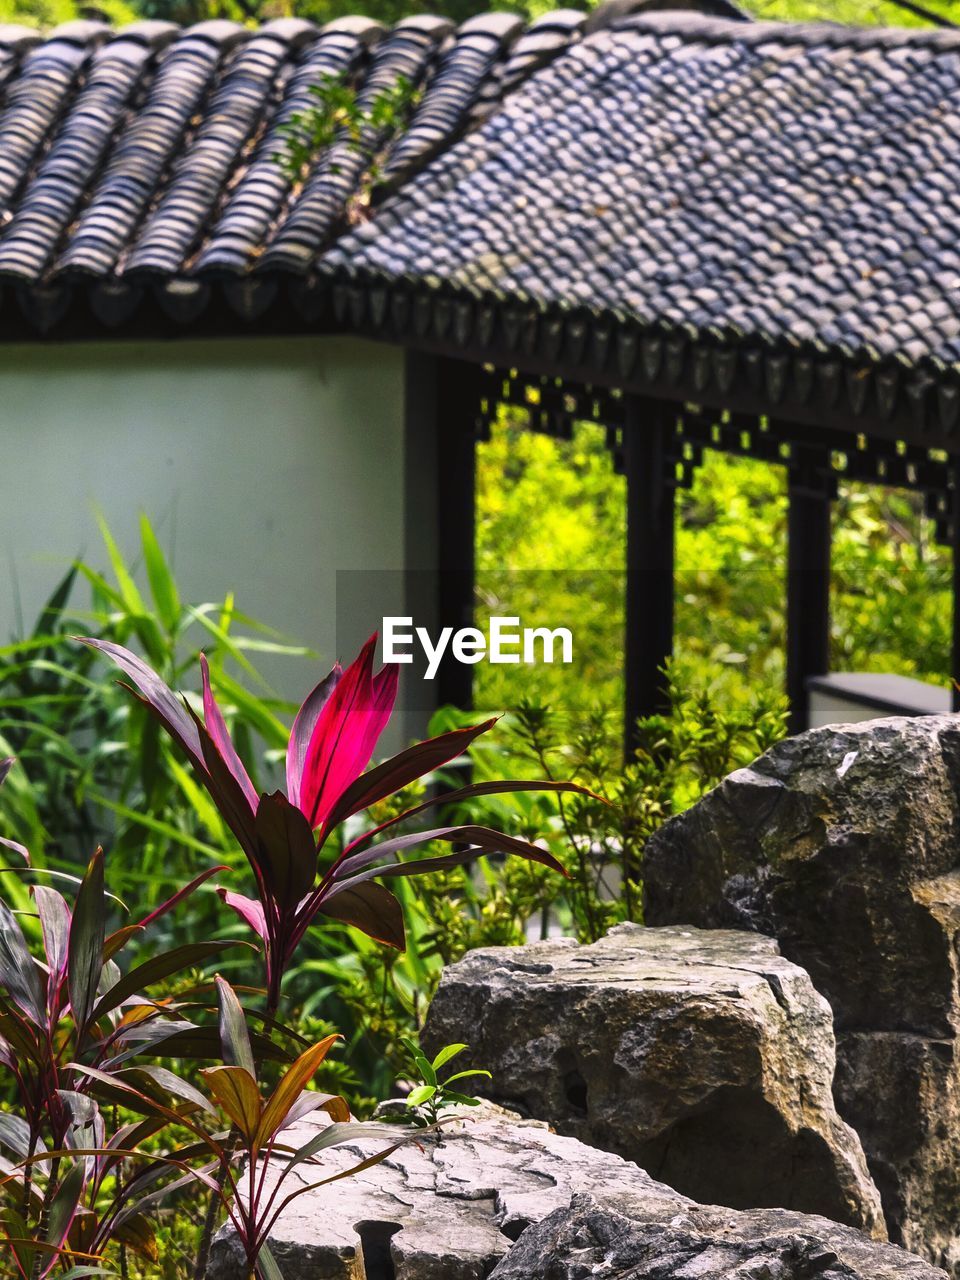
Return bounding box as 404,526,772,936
0,0,958,741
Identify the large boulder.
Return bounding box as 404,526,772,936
643,715,960,1272
489,1194,945,1280
206,1105,940,1280
420,923,884,1236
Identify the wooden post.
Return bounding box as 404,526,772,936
786,461,832,736
435,355,483,711
623,396,676,758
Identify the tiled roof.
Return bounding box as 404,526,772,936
0,5,608,327
326,11,960,376
1,1,960,401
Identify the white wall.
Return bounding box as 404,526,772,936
0,335,423,729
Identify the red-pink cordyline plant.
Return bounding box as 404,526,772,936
82,634,586,1010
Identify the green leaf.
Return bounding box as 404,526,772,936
431,1043,467,1072
413,1053,436,1087
256,1243,285,1280
68,849,105,1033
442,1069,491,1086
406,1084,436,1107
139,515,181,634
95,511,145,616
440,1091,483,1107
215,975,255,1076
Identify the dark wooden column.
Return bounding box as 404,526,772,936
435,355,484,710
624,396,676,757
786,460,832,735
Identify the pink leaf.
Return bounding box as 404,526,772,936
299,634,398,829
286,665,342,808
217,889,269,943
200,655,258,812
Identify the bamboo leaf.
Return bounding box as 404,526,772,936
139,516,180,635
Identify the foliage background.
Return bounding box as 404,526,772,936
0,0,950,49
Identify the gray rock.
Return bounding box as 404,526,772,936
205,1105,942,1280
205,1102,686,1280
489,1194,947,1280
643,715,960,1272
421,923,885,1237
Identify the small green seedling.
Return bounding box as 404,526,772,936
401,1040,491,1128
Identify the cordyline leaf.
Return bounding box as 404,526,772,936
200,655,258,812
0,898,46,1025
119,1066,216,1118
278,1120,405,1178
0,835,29,862
257,1034,340,1147
286,667,341,809
0,1113,32,1160
255,792,317,911
103,926,141,963
300,634,398,829
317,881,405,949
68,850,106,1033
0,1002,40,1065
90,940,248,1024
331,847,485,893
283,1091,350,1129
63,1067,212,1151
186,705,259,861
199,1065,261,1140
133,864,229,934
34,886,71,985
215,975,256,1076
46,1161,85,1252
108,1021,287,1067
112,1160,222,1232
113,1212,158,1263
75,638,203,766
262,1123,448,1240
217,890,268,942
346,778,606,855
0,757,12,787
336,825,567,880
3,1207,35,1277
321,719,498,833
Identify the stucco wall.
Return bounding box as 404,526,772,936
0,335,423,722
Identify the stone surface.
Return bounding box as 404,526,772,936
421,923,884,1237
643,715,960,1273
205,1102,688,1280
205,1105,943,1280
489,1194,947,1280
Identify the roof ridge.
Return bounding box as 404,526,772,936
611,9,960,52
